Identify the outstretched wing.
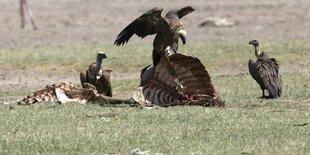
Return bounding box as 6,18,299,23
138,53,224,107
176,6,195,19
114,7,163,46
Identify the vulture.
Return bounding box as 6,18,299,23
248,39,282,98
80,51,113,97
114,6,195,66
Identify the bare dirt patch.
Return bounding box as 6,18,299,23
1,0,309,48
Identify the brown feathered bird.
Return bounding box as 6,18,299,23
80,51,113,97
114,6,194,66
248,39,282,98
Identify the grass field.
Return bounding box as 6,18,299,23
0,41,309,154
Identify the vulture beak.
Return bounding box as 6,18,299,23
97,51,107,59
249,39,259,46
179,29,187,44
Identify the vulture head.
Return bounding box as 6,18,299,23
88,51,107,79
249,39,260,47
164,10,189,45
249,39,263,57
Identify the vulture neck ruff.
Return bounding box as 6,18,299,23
254,45,261,58
96,56,103,74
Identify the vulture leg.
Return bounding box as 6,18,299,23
261,89,266,98
261,89,272,99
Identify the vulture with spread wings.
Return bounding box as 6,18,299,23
114,6,195,66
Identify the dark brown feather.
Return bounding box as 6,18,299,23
248,52,282,98
176,6,195,19
114,7,163,46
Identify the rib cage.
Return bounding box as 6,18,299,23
141,54,224,107
17,82,97,105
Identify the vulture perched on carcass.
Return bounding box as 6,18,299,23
115,6,195,87
80,51,113,97
248,39,282,98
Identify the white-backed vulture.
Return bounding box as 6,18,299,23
248,39,282,98
80,51,113,97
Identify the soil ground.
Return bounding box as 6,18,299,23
0,0,310,101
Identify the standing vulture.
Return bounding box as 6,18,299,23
248,39,282,98
80,51,113,97
114,6,195,66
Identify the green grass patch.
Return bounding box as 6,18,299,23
1,40,310,72
0,104,308,154
213,72,310,104
0,41,309,154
